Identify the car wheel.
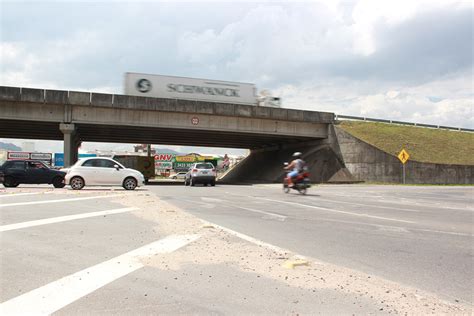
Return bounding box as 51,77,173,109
184,179,188,186
190,178,195,186
123,177,138,190
4,176,19,188
211,181,216,187
172,176,177,179
70,176,85,190
52,177,65,188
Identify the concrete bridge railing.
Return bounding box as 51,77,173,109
0,86,334,123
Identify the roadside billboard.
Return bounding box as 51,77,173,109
155,153,175,162
175,155,196,163
7,152,30,160
155,162,173,170
155,153,176,171
8,152,53,166
124,72,257,105
174,162,194,171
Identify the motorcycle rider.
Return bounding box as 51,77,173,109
285,152,306,187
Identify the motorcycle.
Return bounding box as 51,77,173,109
283,163,311,195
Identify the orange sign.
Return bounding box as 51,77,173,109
398,149,410,164
176,155,196,162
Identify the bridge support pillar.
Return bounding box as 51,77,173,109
60,123,79,167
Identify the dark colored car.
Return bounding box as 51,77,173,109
0,160,66,188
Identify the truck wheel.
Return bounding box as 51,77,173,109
70,176,85,190
4,176,19,188
123,177,137,190
53,177,65,188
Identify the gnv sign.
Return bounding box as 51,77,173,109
124,72,257,105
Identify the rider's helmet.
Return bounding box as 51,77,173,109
292,152,302,158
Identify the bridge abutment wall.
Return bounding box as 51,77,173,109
334,126,474,184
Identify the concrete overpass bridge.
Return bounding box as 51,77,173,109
0,86,350,182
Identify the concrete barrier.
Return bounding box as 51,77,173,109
69,91,90,106
45,90,68,105
0,86,21,101
235,104,252,117
220,142,356,184
91,93,112,107
21,88,44,103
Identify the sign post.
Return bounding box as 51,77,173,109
397,149,410,184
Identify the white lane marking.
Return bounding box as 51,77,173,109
0,207,139,232
307,217,474,237
320,192,473,212
197,193,467,234
305,216,411,232
376,226,410,233
254,186,473,211
413,228,472,237
201,197,223,203
0,192,55,198
232,205,287,221
201,219,295,255
254,197,415,224
316,197,420,213
200,197,286,220
0,234,200,316
0,194,124,208
299,217,472,237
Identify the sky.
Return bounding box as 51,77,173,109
0,0,472,154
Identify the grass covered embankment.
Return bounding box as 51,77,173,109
338,121,474,165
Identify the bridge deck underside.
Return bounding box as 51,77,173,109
0,119,321,149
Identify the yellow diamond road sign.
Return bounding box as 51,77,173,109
398,149,410,164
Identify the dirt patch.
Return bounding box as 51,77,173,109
116,192,471,314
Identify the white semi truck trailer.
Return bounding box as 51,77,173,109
124,72,281,107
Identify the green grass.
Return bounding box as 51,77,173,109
338,121,474,165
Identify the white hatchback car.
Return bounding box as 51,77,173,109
168,172,187,180
64,157,145,190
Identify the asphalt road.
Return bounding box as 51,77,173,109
0,184,472,314
148,183,474,304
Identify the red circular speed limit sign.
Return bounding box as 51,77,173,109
191,116,199,125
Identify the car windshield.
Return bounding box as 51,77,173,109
195,163,213,169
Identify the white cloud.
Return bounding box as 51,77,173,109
0,0,472,155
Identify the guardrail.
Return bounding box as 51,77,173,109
335,115,474,132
